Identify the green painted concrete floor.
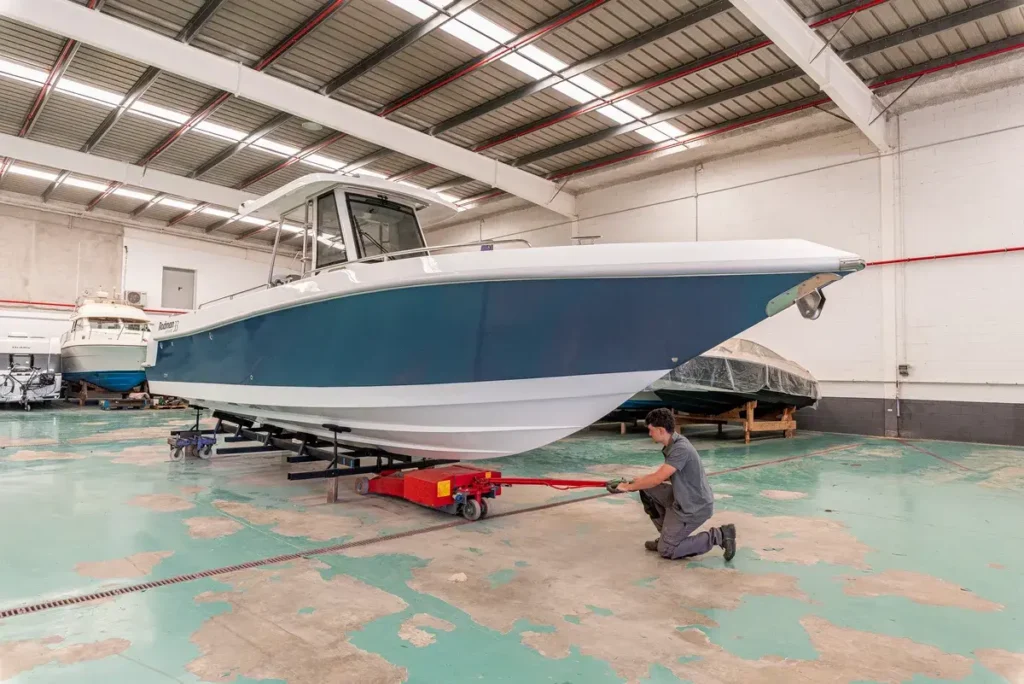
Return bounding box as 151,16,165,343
1,407,1023,683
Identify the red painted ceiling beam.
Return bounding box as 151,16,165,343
465,0,887,156
455,38,1024,207
85,182,120,211
87,0,351,212
17,0,102,139
546,39,1024,181
393,0,892,183
228,0,610,192
378,0,610,117
138,0,350,168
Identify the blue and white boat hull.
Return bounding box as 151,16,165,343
61,344,147,392
147,241,862,459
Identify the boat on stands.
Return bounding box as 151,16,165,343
61,292,150,392
145,173,862,459
652,338,820,417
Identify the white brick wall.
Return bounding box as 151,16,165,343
427,78,1024,404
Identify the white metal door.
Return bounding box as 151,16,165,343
161,267,196,309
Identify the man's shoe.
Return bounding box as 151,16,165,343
644,539,660,552
720,524,736,562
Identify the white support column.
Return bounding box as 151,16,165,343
729,0,895,152
0,133,255,209
0,0,578,218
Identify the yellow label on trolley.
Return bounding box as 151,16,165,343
437,480,451,498
485,472,491,478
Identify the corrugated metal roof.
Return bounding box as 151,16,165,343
145,130,232,177
203,96,281,133
476,0,576,33
0,18,69,70
26,92,112,150
391,61,538,130
0,167,53,197
626,46,794,112
104,0,208,39
0,78,40,135
243,161,313,196
0,0,1020,244
416,166,462,188
264,0,417,88
89,114,177,163
190,146,280,187
196,0,325,64
141,72,222,115
343,32,480,112
61,45,151,96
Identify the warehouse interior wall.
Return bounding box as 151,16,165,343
428,79,1024,445
0,214,287,339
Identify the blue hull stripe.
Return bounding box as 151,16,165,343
65,370,146,392
149,275,814,388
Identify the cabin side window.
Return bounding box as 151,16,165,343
90,318,122,330
316,191,348,269
346,193,424,259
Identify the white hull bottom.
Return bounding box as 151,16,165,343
150,370,667,460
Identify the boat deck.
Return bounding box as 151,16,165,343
1,406,1022,683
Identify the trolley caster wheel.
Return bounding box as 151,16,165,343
479,499,489,519
200,445,212,459
184,445,198,460
461,499,484,521
354,477,371,495
170,448,184,461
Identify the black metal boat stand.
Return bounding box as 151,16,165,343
169,409,457,503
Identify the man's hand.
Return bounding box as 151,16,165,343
606,478,631,493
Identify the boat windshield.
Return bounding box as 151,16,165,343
84,318,148,331
346,193,424,259
316,191,348,269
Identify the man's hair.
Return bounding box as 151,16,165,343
645,407,676,433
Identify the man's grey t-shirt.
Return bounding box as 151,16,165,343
663,433,714,520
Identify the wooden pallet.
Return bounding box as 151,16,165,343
673,401,797,444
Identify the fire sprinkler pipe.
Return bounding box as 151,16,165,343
865,245,1024,267
0,298,187,315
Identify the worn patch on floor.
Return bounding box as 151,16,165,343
979,466,1024,489
0,437,57,448
760,490,808,500
183,516,243,539
674,615,972,683
107,445,170,466
843,569,1003,612
70,426,180,444
397,613,456,647
0,636,130,680
712,510,871,568
346,498,809,681
4,449,84,461
129,493,194,512
975,648,1024,681
75,551,174,579
214,500,360,541
188,558,406,683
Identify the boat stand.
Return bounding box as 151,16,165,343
168,409,615,517
174,410,459,503
673,401,798,444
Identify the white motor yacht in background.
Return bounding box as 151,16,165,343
61,292,151,392
146,173,863,460
1,334,61,408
